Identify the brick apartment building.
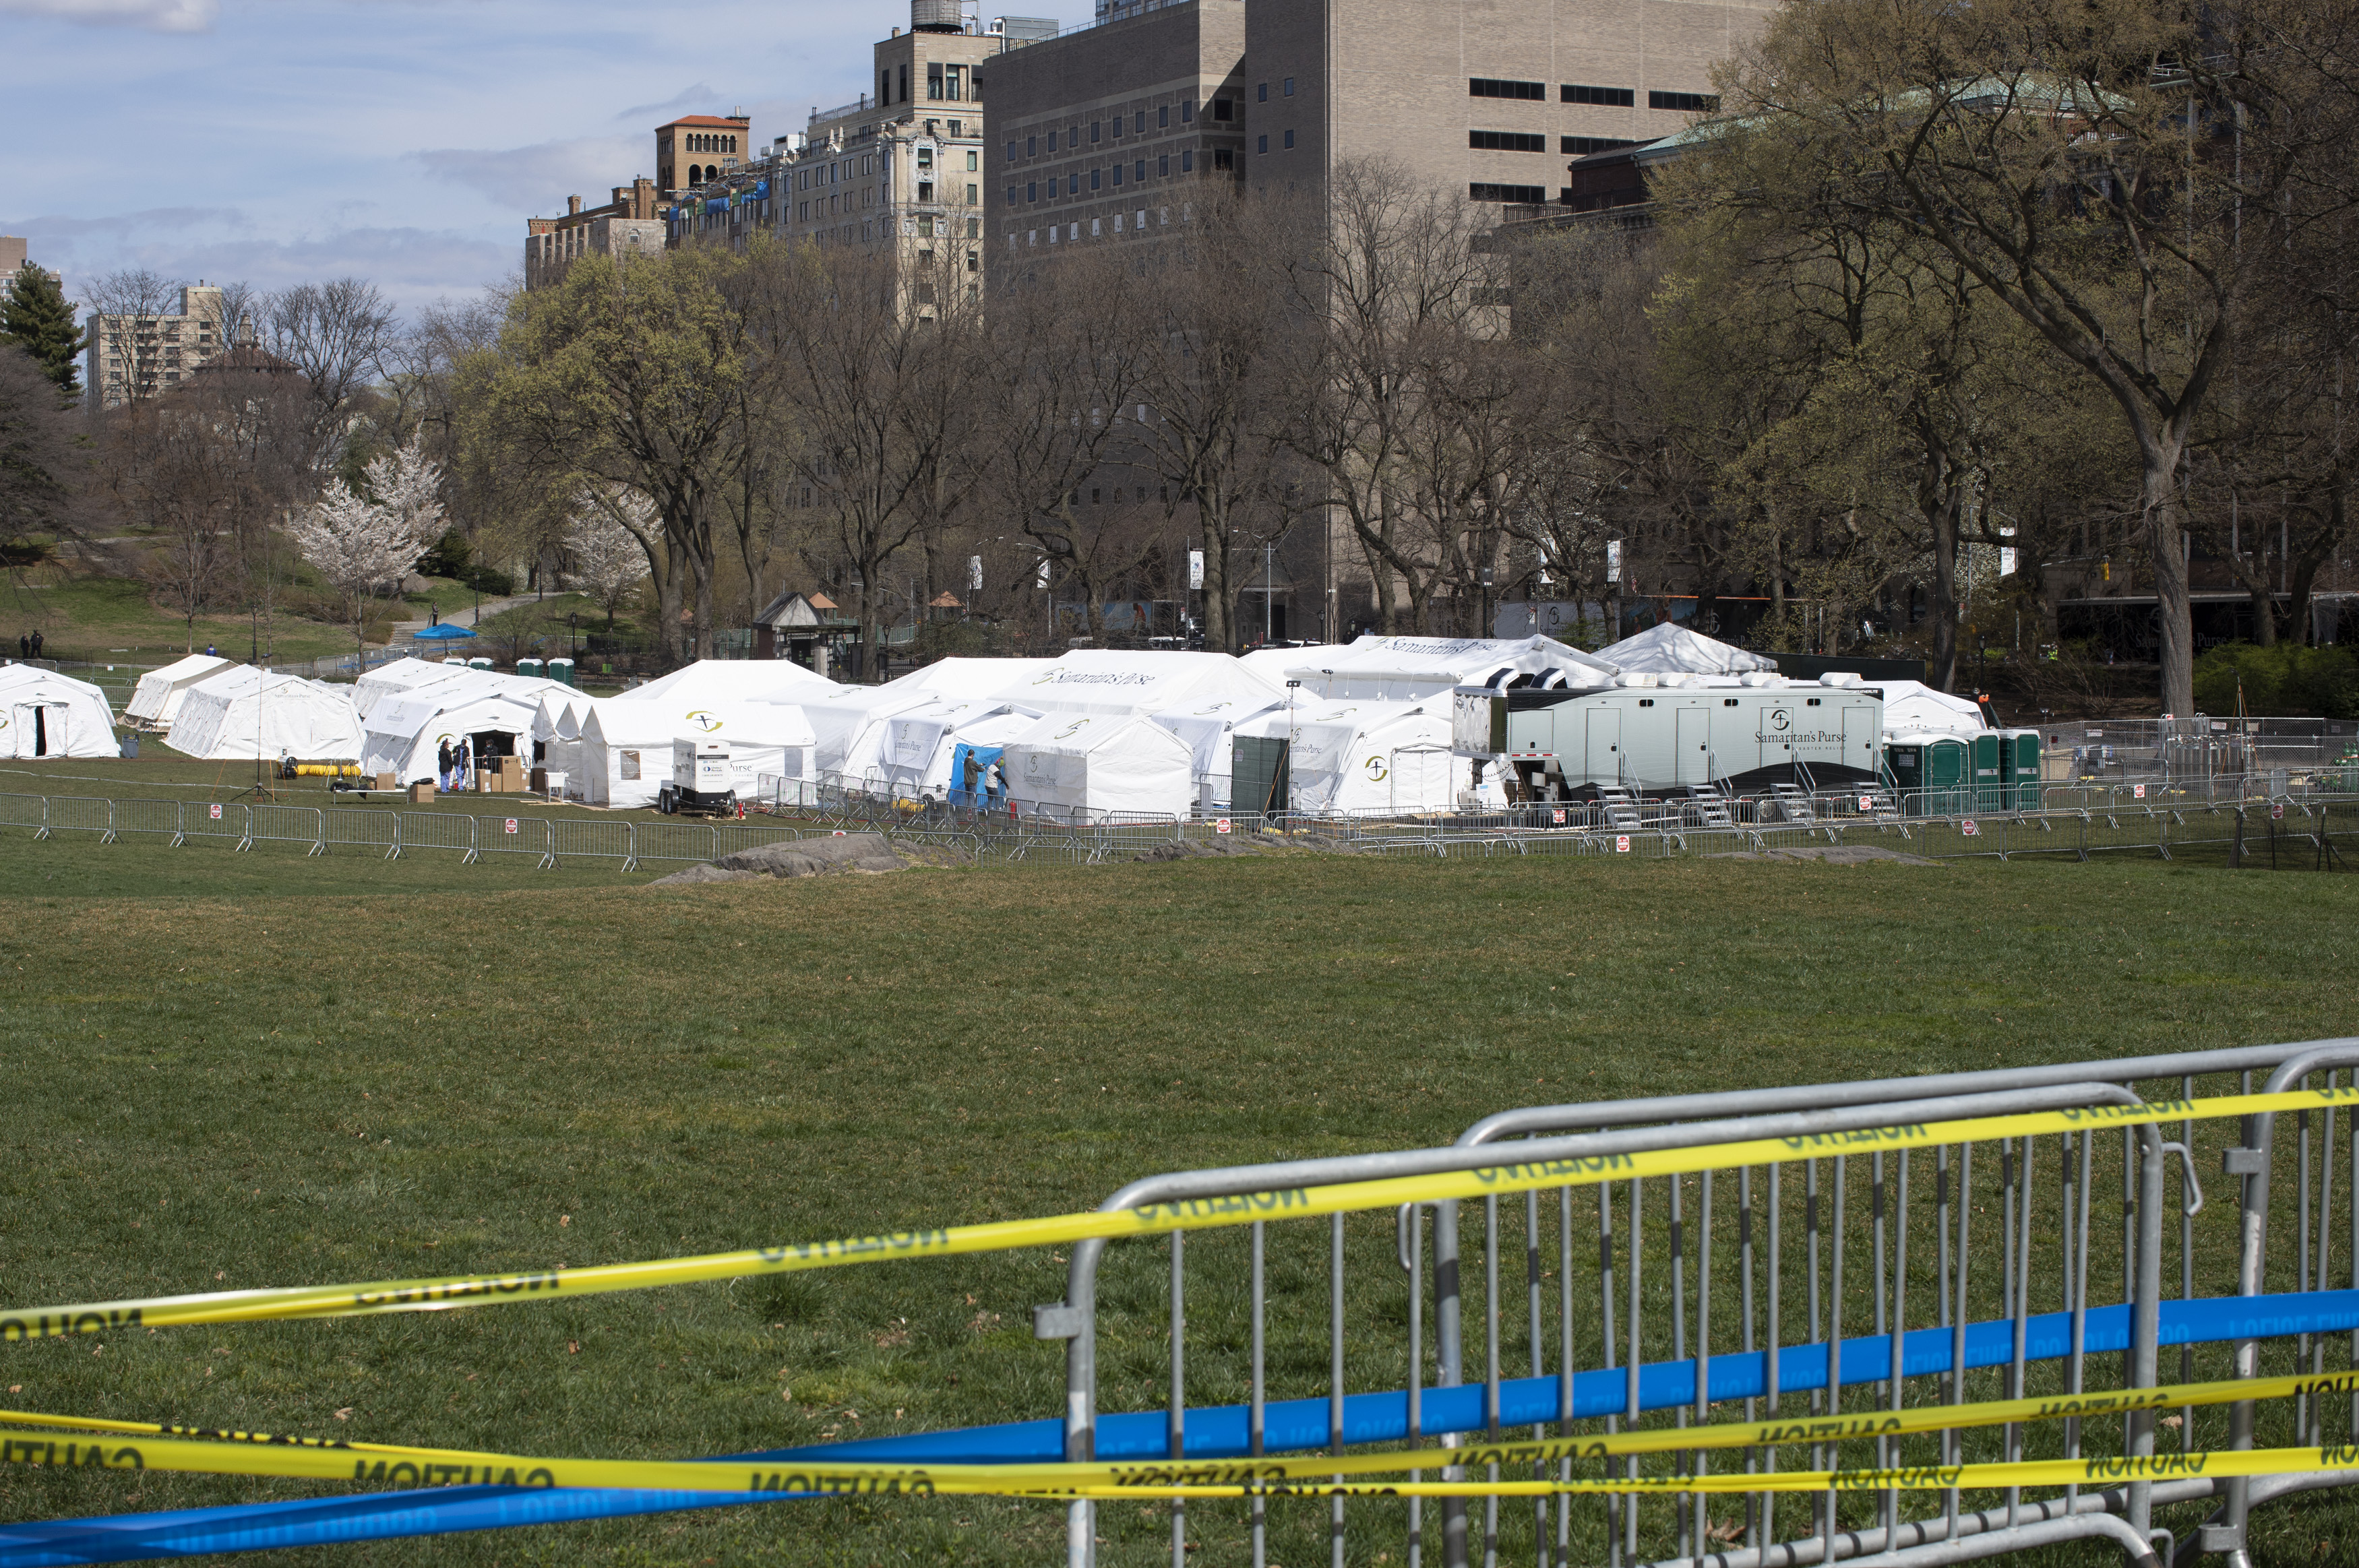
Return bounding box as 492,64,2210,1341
524,179,667,290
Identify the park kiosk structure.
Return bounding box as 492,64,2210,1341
122,654,236,730
0,664,120,758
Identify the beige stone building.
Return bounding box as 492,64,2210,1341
657,113,754,195
524,179,667,290
82,284,226,410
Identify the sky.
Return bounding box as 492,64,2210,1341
0,0,1058,317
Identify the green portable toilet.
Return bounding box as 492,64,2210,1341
517,658,544,680
1886,731,1970,815
547,657,575,687
1968,732,2004,813
468,656,494,672
2000,730,2042,811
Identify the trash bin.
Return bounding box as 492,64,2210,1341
518,658,545,679
119,731,139,759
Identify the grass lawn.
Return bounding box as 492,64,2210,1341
4,573,370,668
0,844,2354,1566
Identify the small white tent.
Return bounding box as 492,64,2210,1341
0,665,121,758
164,669,363,761
1002,709,1197,818
578,700,818,809
1248,697,1471,816
1595,623,1775,675
1285,635,1618,701
1878,681,1989,739
992,650,1285,718
613,658,842,708
360,692,543,784
123,654,237,729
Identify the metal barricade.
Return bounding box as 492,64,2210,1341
179,801,245,850
44,796,115,842
325,808,403,860
635,820,721,864
0,792,45,833
474,813,555,868
250,804,326,855
1037,1042,2359,1568
115,796,184,844
552,818,636,869
399,811,479,862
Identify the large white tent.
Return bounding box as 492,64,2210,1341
123,654,237,730
1152,695,1286,812
878,656,1058,699
613,658,843,708
360,691,544,784
876,699,1041,799
1248,697,1475,816
353,657,470,720
1238,646,1343,682
1595,623,1776,675
990,649,1285,719
165,668,363,761
0,664,121,758
578,700,818,809
1283,635,1619,701
1001,709,1197,818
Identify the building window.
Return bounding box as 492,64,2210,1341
1211,96,1232,121
928,64,944,100
1158,154,1169,176
1181,149,1193,171
946,65,964,100
1159,104,1170,128
1111,114,1123,137
1563,136,1640,156
1284,76,1295,96
1091,119,1102,142
1007,140,1018,162
1283,128,1295,148
1111,163,1123,186
1091,167,1101,189
1469,182,1547,202
1027,181,1038,201
1470,129,1547,151
1048,129,1059,151
1181,100,1194,122
968,182,979,203
1136,158,1146,181
1649,90,1719,111
1028,133,1038,156
1134,111,1145,132
1258,133,1268,154
1469,77,1546,100
967,150,979,169
1562,84,1635,106
1211,148,1233,170
1258,83,1268,102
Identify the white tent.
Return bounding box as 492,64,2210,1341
164,668,363,761
1002,709,1197,818
1877,680,1989,739
123,654,236,729
876,699,1041,799
353,657,469,720
613,658,843,708
353,658,574,721
1284,635,1618,701
0,664,121,758
360,692,543,784
1595,623,1775,675
578,699,818,809
1238,646,1343,681
878,656,1058,699
1247,697,1473,816
991,650,1285,718
798,688,948,787
1152,697,1286,812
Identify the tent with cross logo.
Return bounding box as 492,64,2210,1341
576,699,818,809
1239,696,1477,817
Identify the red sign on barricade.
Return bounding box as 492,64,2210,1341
1215,818,1232,835
1614,835,1630,854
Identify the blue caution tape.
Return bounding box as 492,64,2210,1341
7,1287,2356,1565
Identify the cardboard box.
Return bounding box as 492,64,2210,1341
375,772,397,792
408,782,436,804
530,767,547,794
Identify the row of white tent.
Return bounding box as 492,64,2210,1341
16,621,1999,818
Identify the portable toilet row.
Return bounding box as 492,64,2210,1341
1886,731,2041,815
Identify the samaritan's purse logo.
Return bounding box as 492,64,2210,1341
687,710,723,732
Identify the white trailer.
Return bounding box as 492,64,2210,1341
660,736,736,815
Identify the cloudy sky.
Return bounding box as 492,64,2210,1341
0,0,1055,317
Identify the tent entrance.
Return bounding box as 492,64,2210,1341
11,703,61,759
1232,735,1290,815
948,743,1006,807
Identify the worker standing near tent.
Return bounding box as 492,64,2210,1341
437,738,454,790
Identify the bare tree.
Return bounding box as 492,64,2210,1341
82,268,181,319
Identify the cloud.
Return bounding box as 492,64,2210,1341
0,0,216,29
615,82,719,125
409,135,644,211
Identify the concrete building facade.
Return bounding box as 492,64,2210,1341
524,179,666,290
82,284,227,410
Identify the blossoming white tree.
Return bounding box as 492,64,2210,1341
565,484,655,629
288,439,446,661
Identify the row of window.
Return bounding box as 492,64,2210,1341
1469,183,1548,203
1008,99,1211,162
1469,78,1720,112
1009,147,1227,201
1013,205,1191,246
1255,79,1295,101
682,132,739,153
1255,131,1295,152
870,62,979,106
1469,131,1645,154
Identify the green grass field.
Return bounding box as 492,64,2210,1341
0,840,2354,1566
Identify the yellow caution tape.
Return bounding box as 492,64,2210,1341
2,1086,2339,1341
4,1364,2356,1499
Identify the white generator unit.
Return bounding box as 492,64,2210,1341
1452,677,1887,799
659,736,736,815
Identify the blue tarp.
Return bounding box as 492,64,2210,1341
9,1286,2356,1565
946,743,1005,808
410,624,474,641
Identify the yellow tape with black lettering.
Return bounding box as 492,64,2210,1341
5,1363,2356,1499
1,1086,2338,1341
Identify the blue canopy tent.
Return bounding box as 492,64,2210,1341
412,624,477,641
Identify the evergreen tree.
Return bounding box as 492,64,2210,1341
1,263,85,396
